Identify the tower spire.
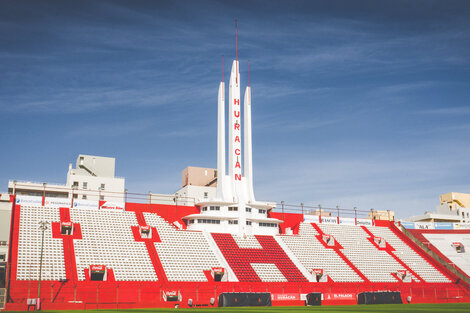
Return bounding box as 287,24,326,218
222,55,224,82
235,18,238,84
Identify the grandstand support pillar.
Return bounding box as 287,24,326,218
74,284,77,301
196,285,199,301
37,221,49,309
301,203,304,215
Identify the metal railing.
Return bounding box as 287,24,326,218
9,181,394,220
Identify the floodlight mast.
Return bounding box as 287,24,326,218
37,221,49,310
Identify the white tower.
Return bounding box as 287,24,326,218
183,24,280,236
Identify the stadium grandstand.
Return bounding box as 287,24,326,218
2,194,470,310
1,45,470,311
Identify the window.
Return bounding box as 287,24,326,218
82,195,87,200
73,181,79,187
83,182,88,189
197,219,220,224
259,209,266,214
73,194,78,199
246,207,252,213
228,220,238,225
246,221,252,225
228,206,238,211
202,207,208,211
260,222,277,227
204,192,208,198
100,195,104,201
210,206,220,211
189,219,195,224
100,184,105,190
79,156,84,165
0,254,6,262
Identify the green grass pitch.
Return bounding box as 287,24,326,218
7,303,470,313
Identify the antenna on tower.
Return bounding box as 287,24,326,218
222,55,224,82
248,60,250,87
235,19,238,62
235,18,238,84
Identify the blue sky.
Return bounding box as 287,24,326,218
1,0,470,218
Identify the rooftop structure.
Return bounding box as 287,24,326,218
406,192,470,224
181,167,217,188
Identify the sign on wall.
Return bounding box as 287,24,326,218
15,195,42,206
232,96,242,182
304,215,320,223
44,197,70,208
414,222,434,230
434,222,453,230
99,201,124,211
355,218,373,226
320,216,338,224
73,199,99,210
339,217,355,225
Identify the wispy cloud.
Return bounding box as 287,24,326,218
415,106,470,115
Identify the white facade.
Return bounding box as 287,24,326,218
66,155,125,202
8,154,125,203
406,203,470,224
183,56,281,235
175,185,216,206
0,196,11,264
